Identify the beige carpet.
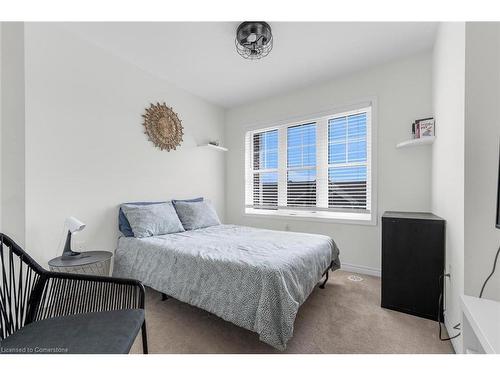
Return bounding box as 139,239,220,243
130,270,454,354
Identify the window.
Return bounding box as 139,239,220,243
252,130,278,209
287,123,317,207
328,113,368,209
245,105,374,222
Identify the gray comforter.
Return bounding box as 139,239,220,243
113,224,340,350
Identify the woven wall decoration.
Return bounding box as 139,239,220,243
142,102,184,151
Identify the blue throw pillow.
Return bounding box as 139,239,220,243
119,201,166,237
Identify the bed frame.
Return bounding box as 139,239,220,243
319,261,334,289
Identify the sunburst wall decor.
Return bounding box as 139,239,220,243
142,102,184,151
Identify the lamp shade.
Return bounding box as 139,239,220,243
65,217,86,233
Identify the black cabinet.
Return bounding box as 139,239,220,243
381,211,445,321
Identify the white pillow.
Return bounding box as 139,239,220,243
174,200,221,231
121,202,184,238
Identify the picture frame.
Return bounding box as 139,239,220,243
415,117,435,138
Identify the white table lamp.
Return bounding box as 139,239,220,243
61,217,86,260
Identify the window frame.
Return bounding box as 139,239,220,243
244,100,377,226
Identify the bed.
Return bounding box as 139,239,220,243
113,224,340,350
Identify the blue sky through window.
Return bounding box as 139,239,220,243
261,172,278,184
328,167,366,182
328,113,367,183
287,123,316,183
253,130,278,185
254,130,278,171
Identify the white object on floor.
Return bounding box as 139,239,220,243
460,294,500,354
396,136,435,148
348,275,363,282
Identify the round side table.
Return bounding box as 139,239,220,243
48,251,113,276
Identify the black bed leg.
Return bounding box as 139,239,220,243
319,270,329,289
141,321,149,354
161,292,169,301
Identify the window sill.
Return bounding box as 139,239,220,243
244,208,376,226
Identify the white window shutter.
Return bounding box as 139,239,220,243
245,105,372,221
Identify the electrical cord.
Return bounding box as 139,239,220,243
438,273,461,341
436,243,500,340
479,244,500,298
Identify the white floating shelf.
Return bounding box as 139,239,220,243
396,136,435,149
199,144,228,152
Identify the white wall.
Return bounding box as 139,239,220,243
1,22,26,246
23,24,225,266
8,22,498,310
464,23,500,301
225,53,433,271
431,22,466,352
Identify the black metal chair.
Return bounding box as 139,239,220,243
0,233,148,354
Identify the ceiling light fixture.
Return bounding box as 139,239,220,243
235,22,273,60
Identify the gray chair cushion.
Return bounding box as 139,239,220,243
0,309,144,354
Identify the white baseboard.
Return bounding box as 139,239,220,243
341,262,381,277
444,313,463,354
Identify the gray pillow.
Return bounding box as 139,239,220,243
121,202,185,238
174,200,221,231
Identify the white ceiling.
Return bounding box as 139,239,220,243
61,22,438,108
